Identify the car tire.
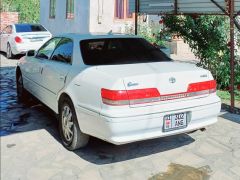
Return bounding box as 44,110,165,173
7,43,14,59
16,71,28,103
59,97,89,150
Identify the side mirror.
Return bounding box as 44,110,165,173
27,50,35,57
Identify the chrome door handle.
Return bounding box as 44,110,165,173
59,75,65,80
40,67,43,74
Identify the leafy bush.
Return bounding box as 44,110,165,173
1,0,40,23
164,15,240,90
125,21,167,48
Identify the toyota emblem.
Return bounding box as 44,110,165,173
169,77,176,83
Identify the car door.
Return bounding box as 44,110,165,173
21,37,61,99
39,38,73,111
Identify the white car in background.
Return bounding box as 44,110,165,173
16,34,221,150
0,23,52,59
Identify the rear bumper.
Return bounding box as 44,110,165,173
12,45,41,54
76,97,221,145
100,102,220,144
11,42,45,55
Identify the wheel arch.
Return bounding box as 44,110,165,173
58,92,84,132
58,92,73,114
16,66,21,78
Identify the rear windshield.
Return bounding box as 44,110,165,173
80,38,172,65
15,24,47,33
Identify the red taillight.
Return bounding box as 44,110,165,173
15,36,22,43
187,80,216,93
127,88,160,100
101,80,217,106
101,88,160,106
101,89,128,101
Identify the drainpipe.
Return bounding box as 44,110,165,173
230,0,235,111
135,0,139,35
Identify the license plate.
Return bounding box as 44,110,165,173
163,112,188,132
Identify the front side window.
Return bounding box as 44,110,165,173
36,38,61,59
66,0,74,19
80,38,171,65
49,0,56,19
50,38,73,64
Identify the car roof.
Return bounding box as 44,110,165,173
3,23,45,29
54,33,139,40
13,23,43,26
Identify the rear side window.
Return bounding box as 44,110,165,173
50,38,73,64
80,38,171,65
15,24,47,33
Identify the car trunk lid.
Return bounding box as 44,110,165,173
98,62,214,107
17,32,51,44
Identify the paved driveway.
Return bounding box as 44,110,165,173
1,54,240,180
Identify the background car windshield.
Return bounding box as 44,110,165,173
80,38,172,65
15,24,47,33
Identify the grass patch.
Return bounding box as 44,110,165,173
217,90,240,101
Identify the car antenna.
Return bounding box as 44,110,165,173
108,30,113,35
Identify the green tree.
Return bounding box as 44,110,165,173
1,0,40,23
164,15,240,90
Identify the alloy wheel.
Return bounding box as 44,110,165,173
61,105,74,142
7,44,12,59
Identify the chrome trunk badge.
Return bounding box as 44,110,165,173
169,77,176,83
127,82,139,87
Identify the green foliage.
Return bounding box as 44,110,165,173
217,90,240,101
138,23,166,47
1,0,40,23
124,23,166,46
164,15,240,90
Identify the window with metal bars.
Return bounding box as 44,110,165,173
126,0,133,18
66,0,74,19
115,0,124,19
49,0,56,19
115,0,133,19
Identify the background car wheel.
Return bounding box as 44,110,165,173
16,71,28,103
59,97,89,150
7,43,13,59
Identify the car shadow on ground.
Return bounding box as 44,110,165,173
0,66,195,165
74,133,194,165
219,111,240,124
0,51,25,59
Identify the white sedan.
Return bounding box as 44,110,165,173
16,34,221,150
0,23,52,59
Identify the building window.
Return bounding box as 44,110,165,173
115,0,124,19
49,0,56,19
126,0,133,18
115,0,133,19
66,0,74,19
